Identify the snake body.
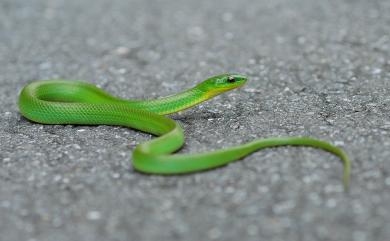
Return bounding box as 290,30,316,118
18,74,351,188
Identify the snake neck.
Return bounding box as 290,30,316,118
125,86,211,115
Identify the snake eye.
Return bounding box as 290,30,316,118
227,76,236,83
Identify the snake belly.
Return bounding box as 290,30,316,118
18,74,351,189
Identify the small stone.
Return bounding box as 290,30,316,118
385,177,390,186
372,68,382,75
87,211,101,220
208,228,221,240
222,12,233,22
114,46,130,56
334,140,344,146
54,175,62,182
112,173,120,179
118,68,127,74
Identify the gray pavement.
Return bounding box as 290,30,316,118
1,0,390,240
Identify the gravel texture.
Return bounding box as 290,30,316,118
1,0,390,240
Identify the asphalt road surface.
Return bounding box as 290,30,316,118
1,0,390,240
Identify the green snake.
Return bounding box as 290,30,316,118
18,74,351,189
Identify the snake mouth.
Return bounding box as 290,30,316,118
205,85,242,98
214,79,247,94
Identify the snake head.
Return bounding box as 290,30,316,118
197,74,247,96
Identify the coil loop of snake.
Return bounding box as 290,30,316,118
18,74,351,189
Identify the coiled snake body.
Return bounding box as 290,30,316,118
18,74,351,188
